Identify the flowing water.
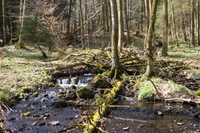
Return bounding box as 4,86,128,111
4,73,200,133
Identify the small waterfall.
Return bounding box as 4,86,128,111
57,73,94,89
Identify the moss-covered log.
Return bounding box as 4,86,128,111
84,82,123,133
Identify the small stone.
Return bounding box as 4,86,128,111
177,122,184,126
123,127,129,131
48,121,60,126
157,111,163,116
32,121,37,125
33,114,40,117
39,122,46,126
23,112,31,116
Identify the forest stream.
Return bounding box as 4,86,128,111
3,74,200,133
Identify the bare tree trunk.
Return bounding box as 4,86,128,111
182,11,187,42
170,0,179,47
162,0,168,56
144,0,149,51
16,0,26,48
145,0,158,77
2,0,8,46
141,0,144,31
124,0,130,46
79,0,85,49
117,0,124,51
101,0,106,51
198,0,200,46
109,0,120,78
67,0,73,33
191,0,195,46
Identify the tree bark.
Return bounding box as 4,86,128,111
117,0,124,51
191,0,195,46
67,0,73,33
170,0,179,47
101,0,106,51
145,0,158,77
2,0,8,46
162,0,168,56
124,0,130,46
16,0,26,49
198,0,200,46
110,0,120,78
79,0,85,49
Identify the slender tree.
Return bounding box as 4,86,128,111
117,0,124,51
145,0,159,77
124,0,130,46
2,0,8,46
101,0,106,51
162,0,168,56
198,0,200,46
16,0,26,48
191,0,195,46
109,0,120,78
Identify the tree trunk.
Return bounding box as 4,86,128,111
110,0,120,78
145,0,158,77
16,0,26,49
144,0,149,50
124,0,130,46
162,0,168,56
117,0,124,51
101,0,106,51
79,0,85,49
170,0,179,47
67,0,73,33
198,0,200,46
2,0,8,46
191,0,195,46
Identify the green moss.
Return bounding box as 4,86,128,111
24,104,30,107
20,87,30,93
31,92,39,97
76,87,92,99
54,100,68,108
23,112,31,116
70,85,76,89
195,90,200,97
58,91,66,94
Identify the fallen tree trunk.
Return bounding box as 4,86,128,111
84,82,123,133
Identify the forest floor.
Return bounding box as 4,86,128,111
0,32,200,132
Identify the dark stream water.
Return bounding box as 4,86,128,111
4,74,200,133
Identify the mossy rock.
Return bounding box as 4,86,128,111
54,100,68,108
70,85,76,89
58,91,66,94
15,93,20,99
76,87,93,99
32,92,39,97
195,90,200,98
89,74,112,89
20,87,31,93
57,94,65,99
24,112,31,116
24,104,30,107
